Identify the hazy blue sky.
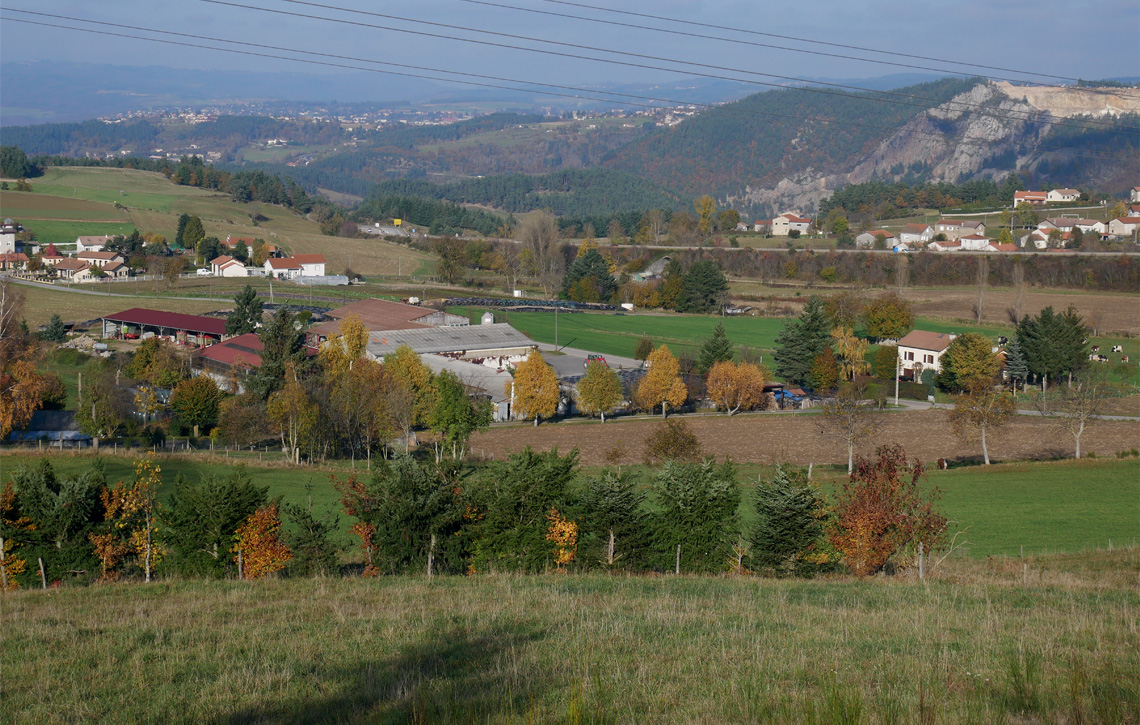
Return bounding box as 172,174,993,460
2,0,1137,89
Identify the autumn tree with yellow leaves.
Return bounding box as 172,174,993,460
267,364,318,463
233,504,292,579
706,360,767,415
831,326,870,381
319,314,370,378
507,349,561,426
576,361,624,422
636,345,688,418
90,456,164,581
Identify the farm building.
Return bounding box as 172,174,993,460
193,332,318,391
307,297,468,345
8,410,92,448
100,308,228,347
365,323,534,361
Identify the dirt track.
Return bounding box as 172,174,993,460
471,410,1140,466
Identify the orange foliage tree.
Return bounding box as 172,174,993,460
827,445,946,576
0,482,28,590
92,456,164,582
233,504,292,579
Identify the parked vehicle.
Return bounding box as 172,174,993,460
585,353,608,368
196,268,212,277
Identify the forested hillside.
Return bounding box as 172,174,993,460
603,78,980,199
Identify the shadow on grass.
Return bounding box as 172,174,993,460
214,622,546,724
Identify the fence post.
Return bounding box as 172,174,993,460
675,544,681,576
237,550,243,580
918,542,924,580
0,535,7,591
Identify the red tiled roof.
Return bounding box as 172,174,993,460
777,213,811,223
901,223,932,233
103,261,128,272
54,258,89,271
77,251,123,261
990,243,1018,252
198,333,265,367
211,255,235,266
1114,217,1140,224
0,252,29,263
898,330,955,352
960,234,990,240
101,308,226,336
267,258,301,269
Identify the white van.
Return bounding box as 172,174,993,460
196,268,212,277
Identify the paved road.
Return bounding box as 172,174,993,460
5,276,212,302
535,343,643,378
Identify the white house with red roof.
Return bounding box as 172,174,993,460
210,255,249,277
854,230,898,249
40,243,66,267
897,330,956,377
752,219,770,233
1020,230,1050,249
1013,190,1047,206
77,251,127,268
265,257,301,279
927,239,962,252
771,213,812,236
958,234,993,251
53,258,93,281
75,235,113,253
1046,188,1080,203
0,252,29,271
935,219,986,240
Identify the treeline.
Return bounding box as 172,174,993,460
818,174,1033,219
676,248,1140,293
606,77,981,199
0,443,946,588
0,120,162,156
353,194,507,236
373,112,545,149
368,168,684,218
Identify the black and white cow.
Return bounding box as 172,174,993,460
1112,345,1123,353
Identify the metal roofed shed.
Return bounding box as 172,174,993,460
294,275,349,286
308,297,468,345
101,308,227,346
366,323,535,360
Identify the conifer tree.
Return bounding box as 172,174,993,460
580,470,646,568
225,285,263,336
650,460,739,574
41,314,67,343
697,322,733,374
773,296,831,385
1003,338,1029,392
751,464,824,574
163,470,268,577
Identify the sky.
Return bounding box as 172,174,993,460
2,0,1137,92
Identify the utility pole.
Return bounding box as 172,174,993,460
555,306,558,348
894,354,900,407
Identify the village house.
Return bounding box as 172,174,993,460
210,255,249,277
75,235,113,253
0,252,29,271
0,218,23,254
293,253,326,277
854,230,898,249
752,219,770,234
264,257,301,279
1038,217,1076,233
1046,188,1080,203
927,239,963,252
935,219,986,240
958,234,994,251
76,251,127,268
40,243,66,267
1019,230,1050,249
897,330,956,378
770,213,812,236
53,258,93,281
101,260,131,279
1071,218,1105,235
1107,217,1140,237
1130,187,1140,203
898,223,934,244
1013,190,1047,206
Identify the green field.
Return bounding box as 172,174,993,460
0,190,131,220
16,219,137,245
4,452,1135,559
4,548,1137,723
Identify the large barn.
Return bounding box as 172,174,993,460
100,308,228,347
306,298,468,345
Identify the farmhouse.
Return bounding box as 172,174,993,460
897,330,956,378
101,260,131,278
899,223,934,244
1107,216,1140,237
100,308,228,347
40,243,66,267
958,234,993,251
1071,218,1106,235
75,235,113,253
210,255,249,277
307,297,468,345
934,219,986,240
0,252,29,271
264,254,326,279
771,214,812,236
926,239,962,251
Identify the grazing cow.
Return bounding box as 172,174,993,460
1091,345,1100,353
1112,345,1123,353
1097,355,1109,363
937,458,949,470
997,336,1008,345
1123,356,1131,363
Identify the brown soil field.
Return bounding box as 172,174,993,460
906,287,1140,335
471,410,1140,466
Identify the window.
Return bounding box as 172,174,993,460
905,351,915,361
924,354,934,364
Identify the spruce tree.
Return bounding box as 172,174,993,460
581,471,647,569
225,285,264,336
751,464,824,575
1003,338,1029,391
773,296,832,385
248,306,310,400
561,248,616,301
697,322,733,374
182,215,205,252
41,314,68,343
284,492,342,577
650,460,740,573
677,260,729,313
163,470,268,577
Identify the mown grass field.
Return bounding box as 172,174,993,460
0,190,132,220
3,451,1135,560
3,549,1137,723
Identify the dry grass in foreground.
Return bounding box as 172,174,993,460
3,549,1138,724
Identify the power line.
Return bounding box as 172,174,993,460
246,0,1135,134
539,0,1087,85
3,12,1134,166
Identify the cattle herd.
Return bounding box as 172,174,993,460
1087,344,1128,363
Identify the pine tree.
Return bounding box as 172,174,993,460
751,465,824,575
163,470,268,577
561,248,616,302
225,285,263,336
284,489,342,577
182,215,205,252
248,306,309,400
697,322,733,374
677,260,728,313
773,296,831,385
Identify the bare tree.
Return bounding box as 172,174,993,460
973,255,989,324
949,380,1014,465
819,383,880,474
894,253,909,294
498,242,524,293
645,209,667,239
1038,370,1109,459
517,211,564,296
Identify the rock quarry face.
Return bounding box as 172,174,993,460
725,81,1135,215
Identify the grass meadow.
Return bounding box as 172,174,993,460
14,282,227,327
3,549,1137,723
